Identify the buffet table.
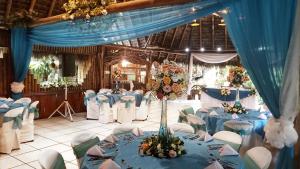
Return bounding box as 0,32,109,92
80,132,244,169
196,107,270,136
201,87,257,109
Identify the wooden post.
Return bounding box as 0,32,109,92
100,46,105,88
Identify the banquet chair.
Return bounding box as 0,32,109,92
39,149,66,169
14,97,32,105
112,124,136,135
20,101,39,143
97,95,113,124
0,97,7,101
134,90,144,95
117,96,135,124
169,123,195,134
84,90,99,120
223,120,253,135
99,88,112,94
0,107,24,153
243,147,272,169
213,131,242,151
71,132,100,166
178,105,195,123
135,96,149,121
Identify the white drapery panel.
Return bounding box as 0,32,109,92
0,47,8,59
187,53,237,94
191,53,238,64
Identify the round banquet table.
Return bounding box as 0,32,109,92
196,107,270,136
80,132,244,169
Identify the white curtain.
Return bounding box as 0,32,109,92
0,47,8,59
191,53,237,64
187,53,237,94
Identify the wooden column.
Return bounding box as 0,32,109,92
100,46,105,88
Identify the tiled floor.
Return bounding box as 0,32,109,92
0,100,189,169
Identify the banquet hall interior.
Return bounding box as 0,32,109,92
0,0,299,169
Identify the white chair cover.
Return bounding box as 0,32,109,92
85,91,99,120
201,91,257,109
169,123,195,134
135,99,149,121
244,146,272,169
99,88,112,94
39,149,66,169
14,97,32,105
213,131,242,151
20,101,39,143
134,90,144,95
98,95,113,124
0,97,7,101
0,107,24,153
71,132,98,166
117,96,135,124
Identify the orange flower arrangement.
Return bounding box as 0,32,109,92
227,66,249,87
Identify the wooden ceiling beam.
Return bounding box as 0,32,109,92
30,0,194,27
161,30,169,47
170,27,178,49
178,24,188,49
5,0,12,21
29,0,37,15
144,35,152,48
48,0,56,17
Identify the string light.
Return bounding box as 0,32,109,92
217,47,222,52
200,47,205,52
185,48,190,52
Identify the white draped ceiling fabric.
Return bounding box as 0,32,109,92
187,53,237,94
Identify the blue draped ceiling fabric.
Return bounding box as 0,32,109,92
10,0,300,168
223,0,299,168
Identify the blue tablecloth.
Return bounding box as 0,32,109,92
196,107,269,136
104,92,143,107
202,88,251,101
81,132,244,169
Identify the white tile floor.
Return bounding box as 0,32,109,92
0,101,188,169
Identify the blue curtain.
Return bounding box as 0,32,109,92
223,0,297,168
10,27,33,99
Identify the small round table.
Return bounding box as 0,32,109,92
80,132,244,169
196,107,270,136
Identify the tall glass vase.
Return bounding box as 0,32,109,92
158,97,170,147
234,87,241,106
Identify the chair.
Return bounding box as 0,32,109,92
213,131,242,151
39,149,66,169
178,105,195,123
244,147,272,169
169,123,195,134
97,95,113,124
0,97,7,101
20,101,39,143
0,107,24,153
223,120,253,135
117,96,135,124
135,97,149,121
134,90,144,95
71,132,100,166
84,90,99,120
99,88,112,94
14,97,32,105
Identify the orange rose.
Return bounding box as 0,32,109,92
172,83,181,93
163,76,171,85
141,143,149,150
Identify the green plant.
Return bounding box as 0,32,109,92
29,56,52,82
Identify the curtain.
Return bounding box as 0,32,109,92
223,0,298,168
10,27,33,99
192,53,237,63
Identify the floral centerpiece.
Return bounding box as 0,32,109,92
139,134,186,158
62,0,116,20
227,66,249,88
222,102,246,114
112,68,121,94
141,60,188,158
220,87,231,96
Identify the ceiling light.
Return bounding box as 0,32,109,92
217,47,222,52
191,20,200,27
200,47,205,52
185,48,190,52
191,7,196,12
122,59,129,67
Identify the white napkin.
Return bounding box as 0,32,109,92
204,132,213,142
231,113,239,119
209,111,218,116
258,113,267,120
104,134,119,143
187,114,205,125
7,98,13,102
99,159,121,169
204,161,224,169
132,128,144,137
219,144,239,156
87,145,105,157
0,104,9,109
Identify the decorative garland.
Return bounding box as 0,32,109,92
62,0,117,20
